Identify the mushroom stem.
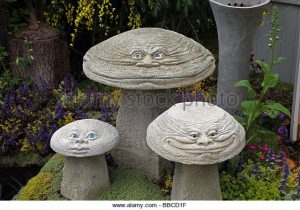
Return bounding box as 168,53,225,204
61,155,110,200
113,88,174,180
171,163,222,200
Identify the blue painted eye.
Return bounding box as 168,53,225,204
86,132,97,140
132,51,143,60
69,132,79,139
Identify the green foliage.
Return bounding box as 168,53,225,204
150,0,213,40
0,45,20,100
18,172,53,200
15,40,34,70
15,154,167,200
98,168,166,200
234,6,290,145
220,160,281,200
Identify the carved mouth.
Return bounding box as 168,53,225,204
69,147,90,154
166,136,235,154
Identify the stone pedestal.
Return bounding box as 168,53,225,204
113,89,175,180
61,155,110,200
171,163,222,200
210,0,270,114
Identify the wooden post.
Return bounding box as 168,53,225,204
291,26,300,142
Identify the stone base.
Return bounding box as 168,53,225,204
113,89,175,180
171,163,222,200
61,155,110,200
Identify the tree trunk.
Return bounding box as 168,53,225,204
8,25,70,90
0,1,9,48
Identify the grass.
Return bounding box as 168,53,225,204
14,154,168,200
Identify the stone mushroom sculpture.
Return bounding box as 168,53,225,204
50,119,119,200
146,102,245,200
83,28,215,179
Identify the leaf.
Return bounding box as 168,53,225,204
227,156,239,175
261,73,279,94
262,102,291,117
255,60,271,73
234,115,247,127
241,100,263,131
241,100,262,117
235,80,256,99
274,56,287,64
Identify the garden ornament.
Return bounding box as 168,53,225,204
146,102,245,200
83,27,215,179
209,0,270,114
50,119,119,200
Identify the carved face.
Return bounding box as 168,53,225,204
146,102,245,164
83,28,215,89
50,119,119,157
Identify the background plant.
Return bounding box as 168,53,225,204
220,148,300,200
234,6,291,146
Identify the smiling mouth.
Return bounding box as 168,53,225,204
167,137,234,154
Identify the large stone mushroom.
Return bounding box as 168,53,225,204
146,102,245,200
50,119,119,200
83,28,215,179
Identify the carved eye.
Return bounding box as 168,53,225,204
153,51,165,60
86,132,97,140
189,132,200,138
69,132,79,139
208,130,218,137
132,51,143,60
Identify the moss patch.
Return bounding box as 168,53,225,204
15,154,168,200
18,172,53,200
98,168,166,200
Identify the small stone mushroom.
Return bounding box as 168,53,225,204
83,28,215,179
146,102,245,200
50,119,119,200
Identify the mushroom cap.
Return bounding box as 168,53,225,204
83,28,215,90
146,102,245,165
50,119,119,157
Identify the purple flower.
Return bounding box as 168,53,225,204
277,125,288,139
278,112,286,121
55,104,63,118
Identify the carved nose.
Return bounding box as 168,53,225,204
136,55,159,68
75,139,86,144
197,136,213,146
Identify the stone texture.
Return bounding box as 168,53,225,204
171,163,222,200
209,0,270,114
50,119,119,157
50,119,119,200
61,155,110,200
146,102,245,165
113,89,175,180
83,28,216,180
83,27,215,90
146,101,245,200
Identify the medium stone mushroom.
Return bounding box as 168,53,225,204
83,28,215,179
146,102,245,200
50,119,119,200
